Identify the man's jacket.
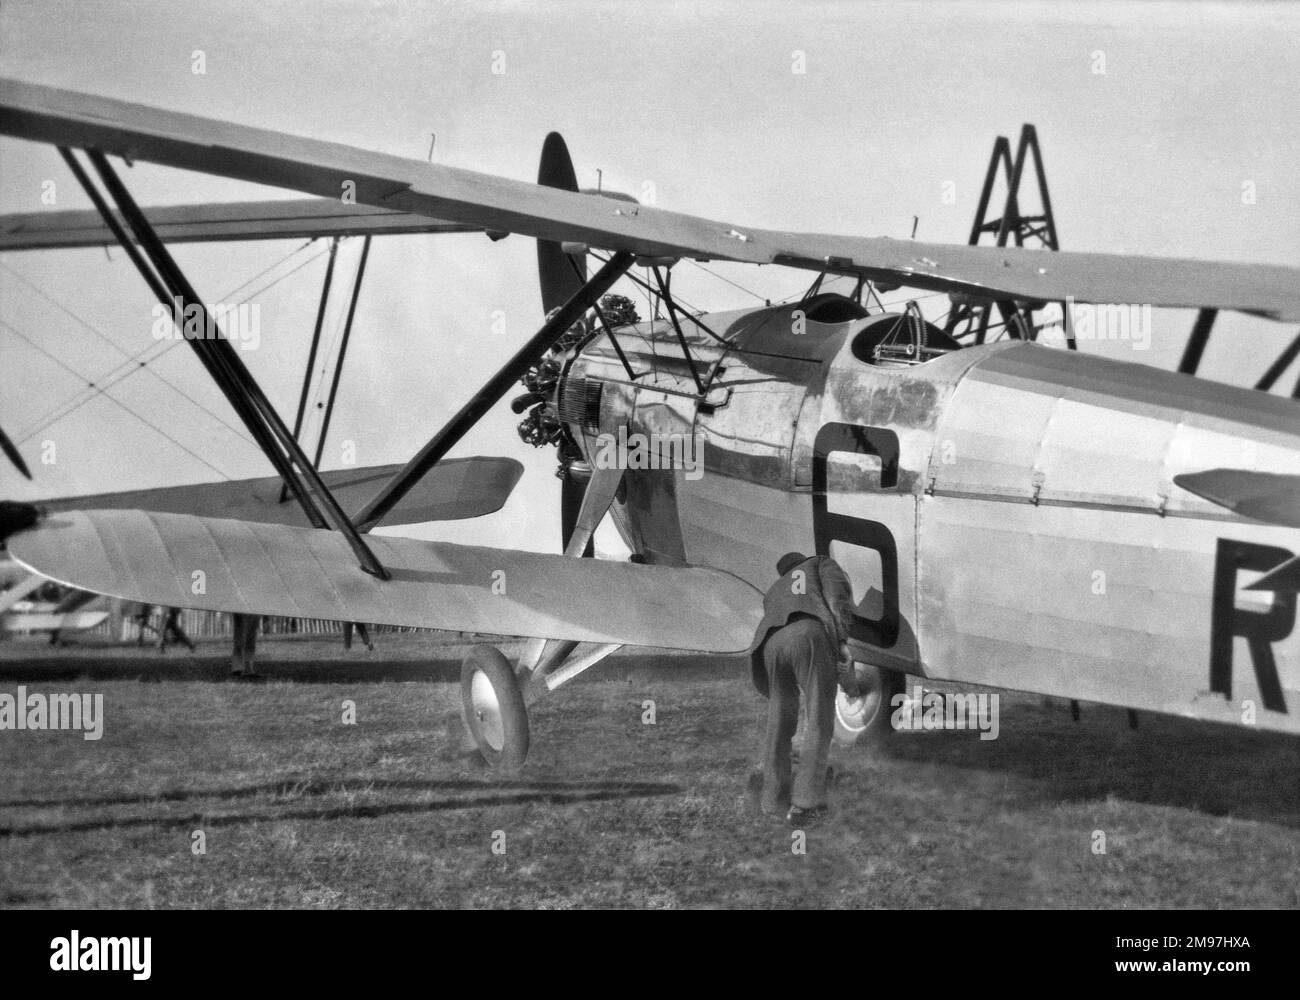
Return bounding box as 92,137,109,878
749,555,858,697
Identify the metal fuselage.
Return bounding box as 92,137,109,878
561,293,1300,735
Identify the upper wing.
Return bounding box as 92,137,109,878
7,508,762,652
39,456,523,527
4,78,1299,320
0,198,476,250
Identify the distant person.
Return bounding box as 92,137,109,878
160,607,195,652
750,551,858,826
231,613,260,677
133,604,154,647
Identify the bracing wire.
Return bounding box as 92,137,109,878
1,317,233,480
4,240,330,457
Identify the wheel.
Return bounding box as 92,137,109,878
833,663,906,748
460,645,530,771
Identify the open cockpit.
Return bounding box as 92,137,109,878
850,301,962,367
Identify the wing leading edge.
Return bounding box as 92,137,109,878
0,198,475,250
3,77,1299,320
7,508,762,652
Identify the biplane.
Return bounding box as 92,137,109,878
2,77,1300,771
0,555,107,638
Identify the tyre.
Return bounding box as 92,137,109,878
460,645,530,771
833,663,906,748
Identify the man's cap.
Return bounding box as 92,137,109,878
776,551,808,576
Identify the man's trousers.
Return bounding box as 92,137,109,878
760,615,838,812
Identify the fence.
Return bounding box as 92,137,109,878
82,608,436,643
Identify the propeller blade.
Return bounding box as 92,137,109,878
0,423,31,479
560,469,593,557
536,132,587,314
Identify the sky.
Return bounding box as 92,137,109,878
2,0,1299,553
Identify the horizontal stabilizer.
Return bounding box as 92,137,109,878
41,457,523,527
8,509,762,652
1247,555,1300,593
1173,469,1300,528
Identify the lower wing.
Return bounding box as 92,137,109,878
7,508,761,653
39,456,522,527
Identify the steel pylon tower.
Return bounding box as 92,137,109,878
944,124,1070,348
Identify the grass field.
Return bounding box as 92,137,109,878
1,632,1297,908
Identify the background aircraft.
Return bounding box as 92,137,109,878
0,555,107,638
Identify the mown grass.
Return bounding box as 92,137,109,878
0,634,1296,908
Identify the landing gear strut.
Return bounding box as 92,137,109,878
457,459,626,770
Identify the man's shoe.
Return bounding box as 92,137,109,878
749,768,793,817
786,804,829,827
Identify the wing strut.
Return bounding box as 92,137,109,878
569,255,637,381
1255,328,1300,396
352,250,635,530
1178,308,1218,375
314,235,371,470
60,147,389,580
281,235,340,503
651,266,707,395
614,259,730,351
